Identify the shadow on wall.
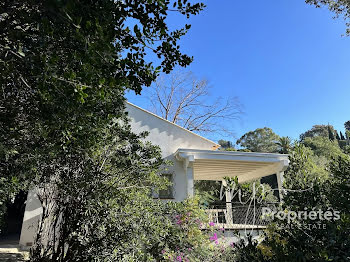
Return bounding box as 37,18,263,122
19,191,42,248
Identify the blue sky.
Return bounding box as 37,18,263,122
126,0,350,143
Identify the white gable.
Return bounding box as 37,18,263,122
125,102,218,158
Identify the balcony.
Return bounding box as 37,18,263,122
205,203,272,230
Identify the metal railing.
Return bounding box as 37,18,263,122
206,203,274,229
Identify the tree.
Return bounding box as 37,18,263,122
340,131,346,140
1,0,205,260
345,120,350,131
306,0,350,35
328,125,335,141
228,144,350,261
335,131,341,140
299,124,336,141
236,127,280,153
146,71,242,137
275,136,292,154
260,151,350,261
302,136,345,160
346,130,350,140
218,139,235,150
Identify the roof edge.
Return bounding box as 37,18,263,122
175,148,289,159
125,101,220,148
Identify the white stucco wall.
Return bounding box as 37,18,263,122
125,103,217,158
19,191,42,247
125,102,218,201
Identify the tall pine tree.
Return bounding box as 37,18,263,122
328,125,335,141
336,131,341,140
340,131,346,140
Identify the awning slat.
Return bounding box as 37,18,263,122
175,148,289,182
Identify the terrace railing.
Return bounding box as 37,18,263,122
206,203,275,229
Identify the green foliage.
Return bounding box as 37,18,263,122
231,143,350,261
236,127,280,153
338,139,348,149
160,198,214,262
263,155,350,261
275,136,292,154
340,131,346,140
219,236,269,262
328,125,335,141
237,148,251,152
299,124,336,141
345,120,350,131
0,0,205,260
218,140,235,150
0,176,21,232
195,178,278,208
27,119,171,261
344,145,350,155
346,130,350,140
223,177,278,204
221,121,350,261
335,131,341,140
306,0,350,35
194,180,223,207
302,136,345,159
98,197,213,261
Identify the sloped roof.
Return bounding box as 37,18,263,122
126,101,220,149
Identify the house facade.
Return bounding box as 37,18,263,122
18,102,289,248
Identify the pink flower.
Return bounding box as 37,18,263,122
210,233,218,241
176,255,182,261
230,242,235,248
161,249,165,254
209,222,215,226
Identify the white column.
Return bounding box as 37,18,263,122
225,183,233,225
276,171,284,200
187,167,194,197
221,179,233,225
182,155,195,198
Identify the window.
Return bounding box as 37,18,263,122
158,174,174,199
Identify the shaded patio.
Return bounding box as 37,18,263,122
175,149,289,228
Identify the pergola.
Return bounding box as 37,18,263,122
175,149,289,228
175,148,289,198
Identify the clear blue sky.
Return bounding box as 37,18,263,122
126,0,350,143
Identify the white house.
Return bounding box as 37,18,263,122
18,102,289,248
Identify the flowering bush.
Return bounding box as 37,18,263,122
159,198,212,261
160,204,251,262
